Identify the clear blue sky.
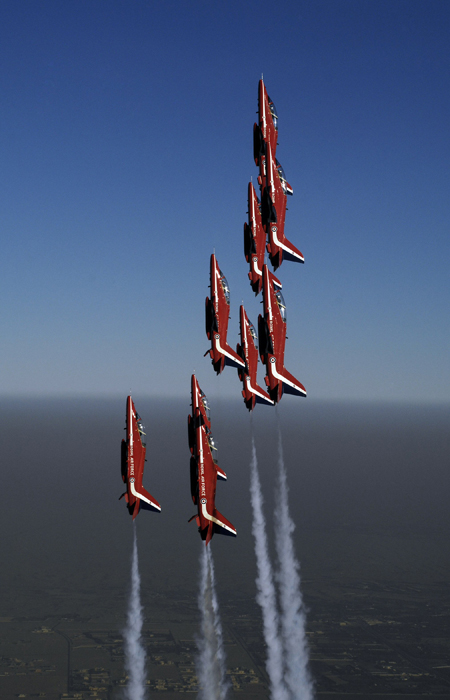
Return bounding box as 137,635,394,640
1,0,449,401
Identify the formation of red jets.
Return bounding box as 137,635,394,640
206,77,307,408
119,79,306,544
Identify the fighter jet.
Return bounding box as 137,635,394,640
258,265,307,404
236,305,274,410
261,142,304,270
205,253,246,374
187,375,237,545
120,396,161,519
253,78,278,178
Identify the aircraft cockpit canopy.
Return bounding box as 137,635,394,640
208,433,218,452
220,271,231,305
249,321,258,344
275,289,287,322
201,391,211,422
136,417,147,447
276,160,289,193
268,96,278,130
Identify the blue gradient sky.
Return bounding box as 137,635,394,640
2,0,449,401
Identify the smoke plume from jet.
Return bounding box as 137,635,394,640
274,424,313,700
123,524,147,700
250,431,289,700
196,546,228,700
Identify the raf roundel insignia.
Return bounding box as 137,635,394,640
215,334,220,340
253,256,258,262
201,498,207,504
270,357,276,363
130,477,135,483
272,225,277,232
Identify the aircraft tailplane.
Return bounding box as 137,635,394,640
216,465,227,481
212,509,237,538
281,235,304,264
132,483,161,513
223,344,246,369
280,367,307,397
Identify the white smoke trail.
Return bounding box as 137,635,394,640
196,545,228,700
274,422,313,700
208,547,228,699
123,523,147,700
250,431,289,700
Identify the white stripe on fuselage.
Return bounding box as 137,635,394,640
129,400,133,447
213,259,221,318
214,261,221,296
252,259,262,276
128,399,135,477
266,269,273,322
269,152,275,196
262,82,266,139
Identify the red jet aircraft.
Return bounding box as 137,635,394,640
187,375,237,545
258,265,307,404
244,182,267,295
261,142,304,270
205,253,246,374
120,396,161,519
236,305,273,411
253,78,278,179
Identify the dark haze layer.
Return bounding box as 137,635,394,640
0,398,449,619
